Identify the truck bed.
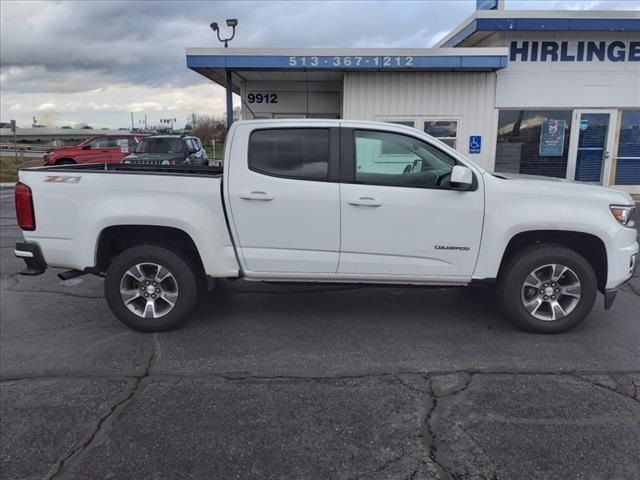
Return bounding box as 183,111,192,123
17,163,238,277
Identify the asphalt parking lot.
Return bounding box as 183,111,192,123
1,186,639,480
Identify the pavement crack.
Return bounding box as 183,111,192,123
393,374,430,394
422,380,456,480
5,287,103,299
570,373,640,405
3,369,640,385
429,372,473,398
43,333,159,480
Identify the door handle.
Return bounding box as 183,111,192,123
239,191,274,201
348,196,382,207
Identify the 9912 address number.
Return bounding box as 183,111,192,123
247,93,278,104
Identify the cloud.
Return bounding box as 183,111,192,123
36,102,57,111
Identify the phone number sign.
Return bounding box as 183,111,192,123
189,54,505,71
288,55,416,68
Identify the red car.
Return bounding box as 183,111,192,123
44,134,146,166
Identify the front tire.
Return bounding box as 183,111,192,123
104,245,199,332
498,245,597,333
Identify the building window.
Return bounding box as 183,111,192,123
614,110,640,185
496,110,572,178
248,128,329,180
424,120,458,148
386,120,416,128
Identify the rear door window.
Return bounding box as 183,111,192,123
249,129,329,180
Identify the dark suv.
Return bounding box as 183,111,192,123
122,135,208,166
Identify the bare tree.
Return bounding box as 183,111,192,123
190,113,227,144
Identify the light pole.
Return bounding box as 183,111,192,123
211,19,239,128
210,19,238,48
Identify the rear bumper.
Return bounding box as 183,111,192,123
14,241,47,275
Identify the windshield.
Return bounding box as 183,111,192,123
134,138,183,154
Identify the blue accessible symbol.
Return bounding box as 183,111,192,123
469,136,481,154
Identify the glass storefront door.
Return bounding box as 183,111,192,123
567,110,617,184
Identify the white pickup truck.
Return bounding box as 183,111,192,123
14,120,638,333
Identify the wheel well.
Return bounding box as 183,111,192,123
55,158,76,164
95,225,205,277
498,230,607,292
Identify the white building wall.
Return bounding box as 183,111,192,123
343,72,499,170
240,81,341,119
476,32,640,109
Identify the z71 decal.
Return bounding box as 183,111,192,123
44,175,81,184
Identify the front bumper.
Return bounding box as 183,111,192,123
14,241,47,275
604,244,637,310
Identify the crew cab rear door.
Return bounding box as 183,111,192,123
338,126,484,279
225,123,341,274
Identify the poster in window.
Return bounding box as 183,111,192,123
539,119,566,156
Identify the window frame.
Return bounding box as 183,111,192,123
247,127,340,182
339,127,477,191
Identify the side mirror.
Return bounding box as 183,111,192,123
450,165,473,190
82,145,91,150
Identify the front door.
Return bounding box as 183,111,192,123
567,110,617,185
82,137,112,163
338,128,484,279
226,126,340,274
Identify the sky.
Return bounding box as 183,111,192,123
1,0,638,129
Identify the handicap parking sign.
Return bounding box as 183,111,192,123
469,135,481,154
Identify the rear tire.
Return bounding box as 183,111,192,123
56,159,75,165
498,244,597,333
104,245,199,332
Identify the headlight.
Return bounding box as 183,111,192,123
610,205,636,227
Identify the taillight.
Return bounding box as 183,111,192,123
15,182,35,231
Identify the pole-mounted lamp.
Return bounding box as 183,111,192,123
210,19,238,48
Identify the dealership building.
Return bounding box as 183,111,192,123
186,4,640,193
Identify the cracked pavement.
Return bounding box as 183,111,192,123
1,188,639,479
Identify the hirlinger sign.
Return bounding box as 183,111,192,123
510,40,640,62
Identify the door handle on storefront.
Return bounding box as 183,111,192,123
239,191,274,201
349,197,382,207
